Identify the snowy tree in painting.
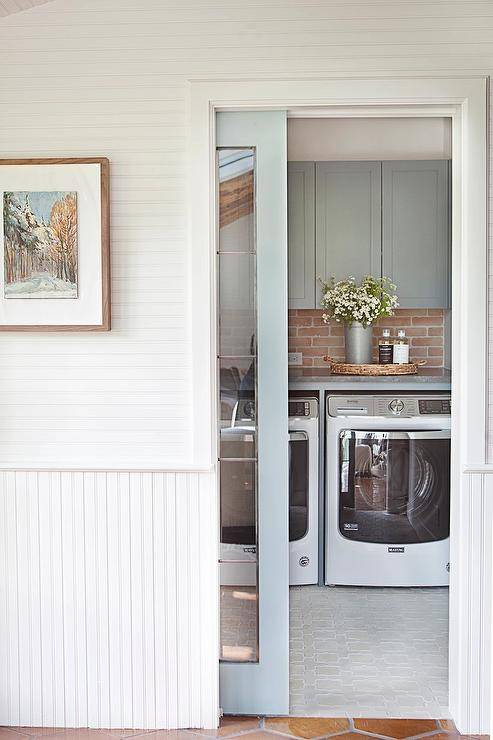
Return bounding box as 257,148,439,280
3,191,78,298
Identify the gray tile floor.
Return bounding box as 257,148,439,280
290,585,450,719
220,584,450,718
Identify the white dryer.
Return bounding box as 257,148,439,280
325,394,451,587
220,396,319,587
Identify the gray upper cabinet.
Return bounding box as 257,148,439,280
315,161,382,305
382,160,450,308
287,159,451,310
287,162,315,309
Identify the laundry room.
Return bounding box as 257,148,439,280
218,114,453,719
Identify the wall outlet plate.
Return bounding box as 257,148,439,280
288,352,303,366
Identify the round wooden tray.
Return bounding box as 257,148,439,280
323,357,426,376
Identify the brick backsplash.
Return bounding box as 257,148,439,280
288,308,445,367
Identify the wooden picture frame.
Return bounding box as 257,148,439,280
0,157,110,331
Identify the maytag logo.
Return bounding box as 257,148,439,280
243,546,256,554
344,523,359,531
388,546,405,553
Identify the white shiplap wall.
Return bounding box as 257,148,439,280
1,0,493,466
0,0,493,730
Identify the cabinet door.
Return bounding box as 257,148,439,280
315,161,382,303
382,160,450,308
288,162,315,308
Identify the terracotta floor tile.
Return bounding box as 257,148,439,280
0,732,31,740
437,721,457,733
141,734,201,740
313,735,362,740
100,732,151,738
9,732,67,738
353,719,439,738
264,718,349,738
36,733,114,740
230,734,281,740
184,717,260,737
424,735,484,739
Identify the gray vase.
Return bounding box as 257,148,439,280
344,322,373,364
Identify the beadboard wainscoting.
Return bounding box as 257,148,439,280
0,469,218,730
449,470,493,733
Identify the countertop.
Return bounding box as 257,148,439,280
288,366,451,393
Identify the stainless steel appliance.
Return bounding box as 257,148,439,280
220,397,319,586
326,393,451,587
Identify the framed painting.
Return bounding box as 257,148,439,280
0,157,110,331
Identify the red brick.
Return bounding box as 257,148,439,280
298,309,325,318
426,357,442,367
378,316,412,326
428,327,443,336
299,327,331,337
329,325,345,336
315,356,337,366
312,337,344,347
411,337,444,346
400,327,428,337
428,347,444,357
412,317,443,326
394,308,428,316
427,308,444,316
290,316,313,327
289,337,312,348
303,346,340,357
409,347,427,358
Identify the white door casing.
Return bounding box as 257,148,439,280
189,76,489,733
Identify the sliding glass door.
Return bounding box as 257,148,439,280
216,111,289,714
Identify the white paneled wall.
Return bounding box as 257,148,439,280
0,470,218,729
0,0,492,465
0,0,493,730
450,472,493,732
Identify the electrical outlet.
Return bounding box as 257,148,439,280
288,352,303,366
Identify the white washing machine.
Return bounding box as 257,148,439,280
220,396,319,587
325,394,451,587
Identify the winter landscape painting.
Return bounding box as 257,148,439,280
3,191,78,298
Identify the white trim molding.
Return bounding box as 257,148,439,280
189,75,489,733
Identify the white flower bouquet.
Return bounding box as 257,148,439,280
320,275,398,328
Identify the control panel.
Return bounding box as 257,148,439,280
289,398,318,419
419,398,451,415
235,397,319,422
329,394,451,418
374,397,421,417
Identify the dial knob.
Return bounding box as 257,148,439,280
388,398,405,415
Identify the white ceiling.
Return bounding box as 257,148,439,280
0,0,54,18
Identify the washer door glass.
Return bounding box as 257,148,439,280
339,429,450,544
289,431,309,542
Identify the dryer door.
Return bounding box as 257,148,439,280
289,431,309,543
339,429,450,544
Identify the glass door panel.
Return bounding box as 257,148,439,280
217,111,289,715
289,432,309,542
218,147,258,666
